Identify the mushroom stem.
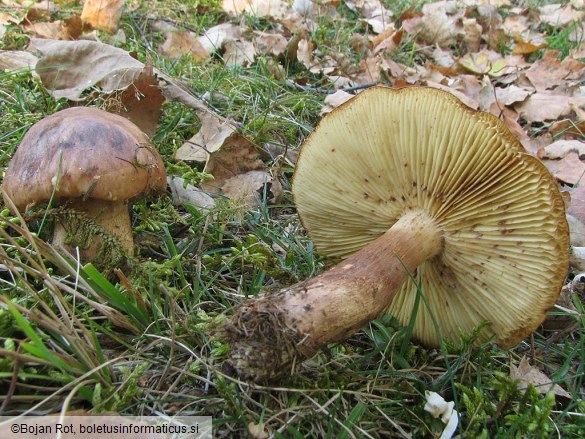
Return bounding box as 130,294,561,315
222,209,443,380
52,199,133,259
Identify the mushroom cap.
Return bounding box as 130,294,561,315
3,107,166,212
292,86,569,348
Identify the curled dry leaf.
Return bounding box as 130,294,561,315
200,135,282,207
514,93,585,123
321,90,354,115
510,357,572,399
81,0,125,34
539,3,585,27
168,176,216,212
0,50,38,72
224,39,257,67
458,50,510,77
175,112,240,162
551,152,585,186
159,30,210,61
525,51,585,92
219,170,283,207
537,139,585,160
222,0,289,19
109,61,165,138
30,38,144,100
492,85,532,107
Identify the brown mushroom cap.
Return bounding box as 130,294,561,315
3,107,166,212
293,86,569,348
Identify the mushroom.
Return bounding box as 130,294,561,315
221,86,569,380
2,107,166,259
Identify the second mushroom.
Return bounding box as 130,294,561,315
221,86,569,381
2,107,166,260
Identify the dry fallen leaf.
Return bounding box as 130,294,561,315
512,33,548,55
539,3,585,27
514,93,585,123
223,39,257,67
81,0,125,34
168,176,216,212
219,170,283,207
321,90,354,115
175,112,241,162
552,152,585,186
159,30,210,61
567,184,585,225
109,61,165,138
23,21,63,39
198,22,242,54
458,50,510,77
30,38,144,100
222,0,289,19
525,51,585,92
537,139,585,160
198,135,282,207
510,357,572,399
0,50,38,72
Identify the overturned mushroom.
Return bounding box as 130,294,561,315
221,86,569,381
2,107,166,259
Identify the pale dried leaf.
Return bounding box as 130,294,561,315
24,21,63,39
540,4,585,27
109,61,164,138
81,0,125,34
255,31,288,56
538,139,585,161
175,112,238,162
493,85,532,106
220,170,283,207
515,93,585,123
159,30,210,61
552,152,585,185
30,38,143,100
168,176,216,211
0,50,38,72
417,1,466,44
462,18,482,53
198,23,242,54
458,50,510,77
224,39,256,67
222,0,289,19
525,51,585,92
321,90,354,115
297,38,315,70
567,213,585,247
567,184,585,224
510,357,572,399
